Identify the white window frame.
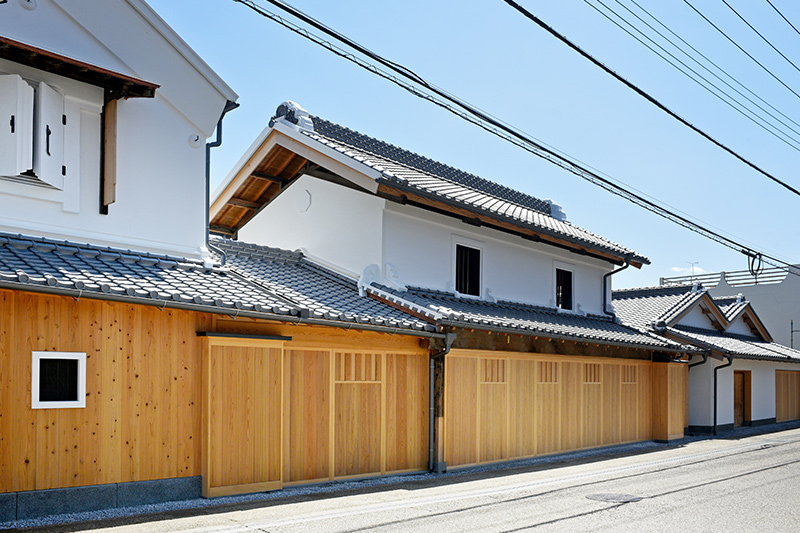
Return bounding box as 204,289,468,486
452,235,484,298
554,261,575,311
31,351,87,409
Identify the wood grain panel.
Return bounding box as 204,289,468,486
776,370,800,422
444,356,478,466
561,362,582,451
602,364,620,445
283,349,330,482
385,353,428,473
204,342,282,496
479,382,507,463
334,382,381,477
536,362,561,455
508,359,536,459
0,290,206,494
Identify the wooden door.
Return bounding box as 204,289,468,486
202,338,283,497
776,370,800,422
734,371,744,427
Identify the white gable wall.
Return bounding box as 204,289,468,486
677,306,714,329
238,175,385,277
0,0,236,258
382,202,611,313
726,316,755,337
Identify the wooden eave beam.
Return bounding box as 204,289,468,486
250,171,290,186
0,36,158,99
376,183,640,267
227,197,261,210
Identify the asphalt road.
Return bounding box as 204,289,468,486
33,428,800,532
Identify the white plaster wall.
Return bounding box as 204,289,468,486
677,306,713,329
726,316,755,337
239,175,385,276
382,202,611,313
687,355,714,427
0,0,233,258
711,274,800,347
709,359,781,427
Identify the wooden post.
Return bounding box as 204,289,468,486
652,363,687,442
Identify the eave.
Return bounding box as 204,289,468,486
0,36,159,99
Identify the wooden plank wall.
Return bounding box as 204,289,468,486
0,289,209,493
444,351,656,468
776,370,800,422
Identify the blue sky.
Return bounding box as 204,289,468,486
148,0,800,289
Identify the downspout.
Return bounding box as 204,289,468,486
688,353,709,370
713,355,734,435
603,254,633,317
205,100,240,265
429,331,456,473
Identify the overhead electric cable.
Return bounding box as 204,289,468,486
629,0,800,135
683,0,800,101
586,0,800,151
721,0,800,75
766,0,800,37
500,0,800,197
232,0,799,275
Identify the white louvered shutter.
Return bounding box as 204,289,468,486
0,74,34,176
33,81,65,189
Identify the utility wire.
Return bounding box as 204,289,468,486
232,0,799,275
683,0,800,101
721,0,800,75
587,0,800,151
629,0,800,137
501,0,800,197
766,0,800,37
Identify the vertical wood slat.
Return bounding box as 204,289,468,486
444,352,660,469
776,370,800,422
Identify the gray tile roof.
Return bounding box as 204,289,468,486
612,285,800,363
612,284,703,329
0,232,436,333
212,238,435,331
373,285,689,352
670,325,800,362
304,117,649,265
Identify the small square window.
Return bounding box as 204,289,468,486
555,268,573,310
31,351,86,409
455,244,481,296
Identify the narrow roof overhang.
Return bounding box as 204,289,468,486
211,123,644,267
0,36,159,99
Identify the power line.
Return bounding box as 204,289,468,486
501,0,800,197
766,0,800,38
231,0,799,275
721,0,800,75
586,0,800,151
627,0,800,139
683,0,800,101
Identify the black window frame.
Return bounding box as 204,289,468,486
555,267,573,310
455,243,481,297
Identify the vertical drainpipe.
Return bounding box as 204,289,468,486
429,332,456,473
713,355,734,435
205,100,240,264
603,254,633,317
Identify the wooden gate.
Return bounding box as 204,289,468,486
776,370,800,422
202,337,283,497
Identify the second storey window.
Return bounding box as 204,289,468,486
455,243,481,296
555,267,573,310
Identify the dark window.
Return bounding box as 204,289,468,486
38,358,79,402
456,244,480,296
556,268,573,310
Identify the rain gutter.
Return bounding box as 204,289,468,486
603,254,632,317
429,331,456,473
205,100,240,265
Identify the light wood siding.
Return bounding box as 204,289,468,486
651,363,687,441
202,340,283,497
283,349,330,483
0,289,428,496
776,370,800,422
0,290,207,493
444,351,660,468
